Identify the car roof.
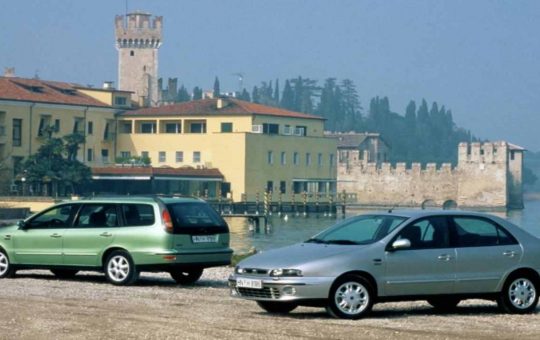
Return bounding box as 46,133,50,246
363,209,501,220
59,196,204,204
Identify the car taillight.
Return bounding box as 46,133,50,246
162,209,174,233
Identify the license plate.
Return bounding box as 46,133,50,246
192,235,218,243
236,278,263,289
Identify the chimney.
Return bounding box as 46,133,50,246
216,98,228,109
4,67,15,77
102,81,115,90
138,95,146,107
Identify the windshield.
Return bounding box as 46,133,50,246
166,202,228,234
306,215,407,245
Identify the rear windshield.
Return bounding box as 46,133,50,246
167,202,228,234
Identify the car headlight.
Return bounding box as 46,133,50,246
269,268,303,277
235,266,245,274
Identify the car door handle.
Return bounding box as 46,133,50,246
4,235,11,240
503,251,517,258
50,233,62,238
100,232,112,237
437,254,453,261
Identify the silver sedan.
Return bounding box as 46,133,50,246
229,211,540,319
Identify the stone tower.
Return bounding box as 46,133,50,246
115,12,162,107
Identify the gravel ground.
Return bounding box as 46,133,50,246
0,268,539,340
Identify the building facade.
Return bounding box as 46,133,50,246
115,98,337,201
115,12,162,106
338,141,524,210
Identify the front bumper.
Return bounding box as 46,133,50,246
228,274,334,301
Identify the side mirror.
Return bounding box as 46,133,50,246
17,220,28,230
389,238,411,251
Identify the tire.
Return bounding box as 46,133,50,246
427,297,461,312
170,268,203,285
497,274,539,314
51,269,79,279
257,301,298,314
326,275,374,319
0,250,15,279
104,250,139,286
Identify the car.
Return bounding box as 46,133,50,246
229,211,540,319
0,196,232,285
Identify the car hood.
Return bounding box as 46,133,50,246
238,242,359,269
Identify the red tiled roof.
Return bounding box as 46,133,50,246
0,77,112,108
121,98,324,120
92,166,224,178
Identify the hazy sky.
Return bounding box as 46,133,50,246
1,0,539,151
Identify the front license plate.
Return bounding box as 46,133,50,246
236,278,263,289
192,235,218,243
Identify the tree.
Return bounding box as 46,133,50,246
213,76,220,98
176,85,190,102
238,88,251,101
21,133,90,196
273,79,280,104
252,86,260,104
280,79,294,110
192,86,203,100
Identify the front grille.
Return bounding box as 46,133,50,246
237,287,281,299
239,268,269,275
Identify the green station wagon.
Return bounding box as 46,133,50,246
0,196,232,285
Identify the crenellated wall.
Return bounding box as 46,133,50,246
338,142,523,209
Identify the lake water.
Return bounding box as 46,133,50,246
226,199,540,253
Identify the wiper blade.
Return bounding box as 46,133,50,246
305,238,327,244
324,240,360,245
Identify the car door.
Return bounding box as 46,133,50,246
12,204,78,265
452,216,522,293
383,216,456,296
62,203,119,267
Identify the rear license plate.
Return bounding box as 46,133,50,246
236,278,263,289
192,235,218,243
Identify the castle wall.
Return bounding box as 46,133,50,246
338,142,517,209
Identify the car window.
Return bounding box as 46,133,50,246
453,217,517,247
74,204,118,228
395,216,450,249
28,204,78,229
167,203,226,228
121,204,155,226
309,215,407,245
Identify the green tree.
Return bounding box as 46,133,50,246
192,86,203,100
213,76,220,98
280,79,294,110
176,85,190,102
252,86,260,104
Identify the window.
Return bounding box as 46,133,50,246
120,121,132,134
221,122,233,133
73,118,84,134
281,152,286,165
189,122,206,133
87,148,93,162
159,151,166,163
141,151,149,159
12,119,22,147
293,152,299,165
28,204,77,229
12,156,24,176
38,115,52,136
396,217,450,249
141,122,156,133
267,151,273,165
176,151,184,163
193,151,201,163
283,125,292,135
318,153,323,167
453,217,517,247
266,181,274,193
74,204,118,228
54,119,60,133
306,153,311,166
262,123,279,134
130,50,135,57
294,126,307,136
165,122,181,133
330,154,335,167
121,204,155,226
114,96,127,106
280,181,286,194
120,151,131,159
87,121,93,135
101,149,109,163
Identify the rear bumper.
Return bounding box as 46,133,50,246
134,248,233,269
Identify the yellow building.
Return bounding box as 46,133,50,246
0,75,130,193
115,98,337,201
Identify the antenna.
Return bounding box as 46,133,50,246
232,72,244,93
